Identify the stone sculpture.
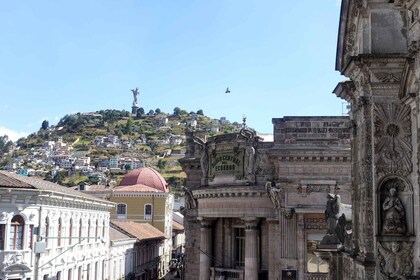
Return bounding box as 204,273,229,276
382,187,406,235
378,241,413,279
131,88,140,105
325,194,340,234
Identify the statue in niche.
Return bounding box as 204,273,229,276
378,241,413,279
382,187,406,235
325,193,340,234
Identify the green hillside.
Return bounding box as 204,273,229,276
1,108,244,195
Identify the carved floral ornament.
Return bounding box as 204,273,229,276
374,103,412,177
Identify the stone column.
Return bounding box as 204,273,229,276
198,217,213,280
244,218,259,280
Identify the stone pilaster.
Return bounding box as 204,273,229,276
244,218,259,280
198,217,213,280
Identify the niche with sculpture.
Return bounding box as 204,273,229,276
378,177,413,236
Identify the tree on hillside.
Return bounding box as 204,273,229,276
124,164,132,171
157,159,167,171
179,109,188,115
124,118,134,134
41,120,49,130
0,135,13,154
147,109,155,116
173,107,181,116
197,109,204,115
137,107,145,115
155,108,161,114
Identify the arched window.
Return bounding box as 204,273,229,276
79,219,83,242
69,218,73,245
57,218,62,247
45,217,50,247
116,204,127,219
9,215,24,250
144,204,152,220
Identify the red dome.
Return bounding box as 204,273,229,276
119,167,168,192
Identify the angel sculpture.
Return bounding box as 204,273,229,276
131,88,140,104
378,241,413,279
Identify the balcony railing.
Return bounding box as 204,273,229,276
135,256,161,275
305,273,329,280
210,267,244,280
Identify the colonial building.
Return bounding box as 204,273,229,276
78,167,174,277
328,0,420,279
0,170,115,280
179,117,351,280
110,220,166,280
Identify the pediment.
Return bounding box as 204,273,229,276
3,263,32,273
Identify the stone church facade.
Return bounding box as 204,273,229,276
330,0,420,279
179,116,351,280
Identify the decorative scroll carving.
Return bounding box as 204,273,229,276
374,72,402,83
0,212,9,221
374,103,412,177
183,187,197,210
378,241,413,279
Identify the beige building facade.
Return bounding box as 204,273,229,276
179,117,351,280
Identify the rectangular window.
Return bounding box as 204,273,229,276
78,266,82,280
144,204,152,220
307,234,328,273
234,227,245,268
68,269,72,280
0,224,4,250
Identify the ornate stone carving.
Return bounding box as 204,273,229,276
0,212,9,221
325,194,340,235
374,72,402,83
374,103,412,177
380,179,407,235
378,241,413,279
183,187,197,210
193,134,209,181
265,181,281,209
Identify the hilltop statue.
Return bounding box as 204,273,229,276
131,88,140,105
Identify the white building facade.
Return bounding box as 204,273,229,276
0,171,115,280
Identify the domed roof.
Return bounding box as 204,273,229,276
119,167,168,192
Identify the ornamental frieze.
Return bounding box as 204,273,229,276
374,103,412,177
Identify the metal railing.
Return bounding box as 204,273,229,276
210,267,244,280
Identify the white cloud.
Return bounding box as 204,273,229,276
0,127,29,142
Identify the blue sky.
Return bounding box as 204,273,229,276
0,0,345,141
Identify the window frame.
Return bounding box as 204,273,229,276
116,203,127,219
9,215,25,250
144,204,153,220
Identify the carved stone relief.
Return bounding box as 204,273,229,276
378,241,413,279
379,177,413,236
374,103,412,177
